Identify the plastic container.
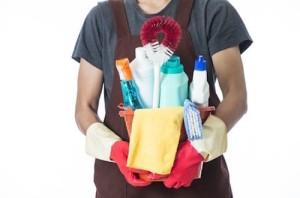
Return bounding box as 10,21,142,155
130,47,154,108
189,55,210,107
116,58,142,110
159,55,189,107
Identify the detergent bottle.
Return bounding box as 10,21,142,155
116,58,142,110
130,47,154,108
189,55,210,107
159,55,189,107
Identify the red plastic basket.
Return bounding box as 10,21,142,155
119,104,215,141
118,104,215,181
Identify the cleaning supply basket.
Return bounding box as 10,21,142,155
118,104,215,181
117,15,216,183
119,104,215,142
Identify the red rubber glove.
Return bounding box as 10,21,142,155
164,141,204,189
110,141,152,187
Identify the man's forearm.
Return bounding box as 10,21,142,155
75,106,102,135
213,91,247,132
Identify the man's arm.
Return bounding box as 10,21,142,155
75,58,122,161
75,58,104,135
212,46,248,132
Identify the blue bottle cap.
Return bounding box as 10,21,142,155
194,55,206,71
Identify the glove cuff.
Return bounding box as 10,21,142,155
85,122,122,162
190,115,227,162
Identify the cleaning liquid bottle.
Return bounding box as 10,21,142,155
189,55,210,107
116,58,142,110
129,47,154,108
159,55,189,107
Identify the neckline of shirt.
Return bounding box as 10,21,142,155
131,0,178,20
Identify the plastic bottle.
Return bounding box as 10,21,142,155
129,47,154,108
189,55,210,107
159,55,189,107
116,58,142,110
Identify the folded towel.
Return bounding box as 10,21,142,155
127,107,183,175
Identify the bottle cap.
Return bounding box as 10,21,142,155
161,55,183,74
116,58,133,80
135,47,147,59
194,55,206,71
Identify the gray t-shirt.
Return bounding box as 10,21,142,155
72,0,252,104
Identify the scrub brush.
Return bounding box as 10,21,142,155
140,16,182,108
183,99,204,141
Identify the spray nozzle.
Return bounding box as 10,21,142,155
116,58,133,81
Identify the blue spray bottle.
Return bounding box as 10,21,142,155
116,58,142,110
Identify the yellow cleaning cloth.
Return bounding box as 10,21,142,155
127,107,183,175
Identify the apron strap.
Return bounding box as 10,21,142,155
110,0,194,36
176,0,195,29
109,0,130,38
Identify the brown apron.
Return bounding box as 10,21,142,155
94,0,233,197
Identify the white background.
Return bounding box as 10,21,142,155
0,0,299,197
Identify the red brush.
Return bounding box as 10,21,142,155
140,16,182,108
140,16,182,60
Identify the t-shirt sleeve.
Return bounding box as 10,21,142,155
207,0,253,55
72,5,103,70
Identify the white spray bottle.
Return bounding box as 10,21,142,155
130,47,154,108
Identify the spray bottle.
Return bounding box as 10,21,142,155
189,55,210,107
130,47,154,108
116,58,142,110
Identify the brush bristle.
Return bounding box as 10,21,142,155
140,16,163,46
140,16,182,51
161,17,182,51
